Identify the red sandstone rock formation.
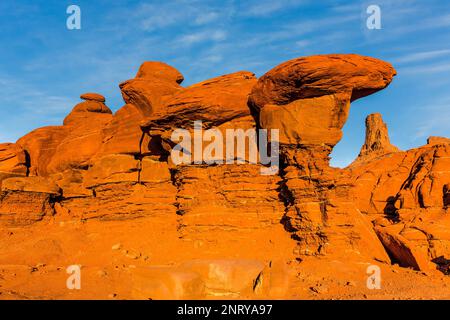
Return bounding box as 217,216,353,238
248,54,396,114
348,122,450,272
357,113,400,161
0,54,449,299
249,54,397,261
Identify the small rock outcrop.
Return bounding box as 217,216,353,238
0,54,449,299
119,61,183,116
0,143,28,183
249,54,396,261
357,113,399,161
349,121,450,272
428,136,450,146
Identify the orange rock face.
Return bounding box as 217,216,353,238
0,54,449,300
357,113,400,161
97,103,144,156
49,99,113,174
0,143,28,183
259,93,350,146
348,118,450,272
80,92,106,103
142,71,256,129
119,62,183,116
248,54,398,262
248,54,396,114
16,126,69,176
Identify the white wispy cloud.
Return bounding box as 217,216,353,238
420,13,450,29
135,2,196,31
232,12,359,50
330,3,360,14
392,49,450,64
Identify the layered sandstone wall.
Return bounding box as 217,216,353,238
0,54,449,278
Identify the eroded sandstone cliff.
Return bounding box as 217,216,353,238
0,54,449,299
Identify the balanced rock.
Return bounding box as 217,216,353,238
48,96,113,173
80,92,106,102
17,93,113,176
249,54,396,171
63,94,111,125
101,62,185,157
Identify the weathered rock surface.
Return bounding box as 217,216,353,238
249,54,397,262
347,115,450,271
17,126,69,176
1,176,61,195
16,93,113,176
374,226,436,271
173,164,288,238
248,54,396,114
139,71,258,165
119,62,183,116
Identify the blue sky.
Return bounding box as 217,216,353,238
0,0,449,167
